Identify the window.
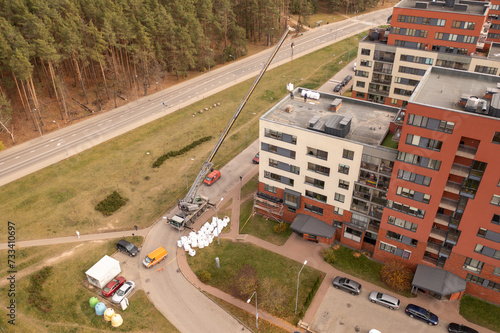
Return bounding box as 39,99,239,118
488,281,500,292
344,227,362,242
380,242,396,254
493,267,500,277
491,194,500,206
263,143,296,159
493,214,500,225
448,34,458,41
397,169,431,186
304,203,323,215
361,48,371,55
343,149,354,160
307,147,328,160
407,114,455,133
396,186,431,203
475,244,500,259
333,220,343,228
264,184,277,194
360,60,372,67
335,193,345,203
397,151,441,170
338,179,350,190
265,129,297,144
436,19,446,26
356,81,365,88
305,176,325,189
338,164,350,174
387,216,418,232
493,132,500,144
475,65,498,75
463,257,484,273
264,171,294,186
463,35,475,43
305,190,327,203
386,200,425,218
477,228,487,238
334,207,344,215
435,32,444,40
465,273,484,285
308,162,330,176
284,189,300,209
405,134,443,151
386,231,418,246
356,92,365,98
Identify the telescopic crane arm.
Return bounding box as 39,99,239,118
179,26,293,210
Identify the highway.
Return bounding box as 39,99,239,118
0,8,392,187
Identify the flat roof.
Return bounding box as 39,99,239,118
261,89,399,146
488,43,500,61
395,0,488,16
410,66,500,117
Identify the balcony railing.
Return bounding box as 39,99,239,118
439,197,458,211
446,233,459,245
373,57,395,63
456,145,477,159
439,247,451,258
426,242,440,255
423,255,438,265
360,161,378,172
368,88,390,96
348,217,368,230
450,163,470,177
353,190,371,201
429,228,447,241
434,213,450,227
372,67,393,74
444,181,461,195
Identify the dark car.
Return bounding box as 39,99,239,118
333,83,342,92
332,276,362,295
102,276,126,297
448,323,478,333
405,304,438,326
252,153,259,164
116,239,139,257
342,75,353,86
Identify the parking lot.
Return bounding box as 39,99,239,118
310,285,450,333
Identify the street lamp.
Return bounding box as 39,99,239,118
295,260,308,314
185,158,195,189
229,54,236,82
53,120,68,156
247,291,258,329
215,197,224,244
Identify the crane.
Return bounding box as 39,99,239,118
168,26,293,230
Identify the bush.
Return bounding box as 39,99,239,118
299,275,324,317
152,136,212,168
95,191,128,216
273,222,287,234
196,270,212,283
380,260,413,292
321,247,336,264
28,266,53,313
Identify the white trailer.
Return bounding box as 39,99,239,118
85,255,121,289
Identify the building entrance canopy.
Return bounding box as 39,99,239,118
411,264,466,296
290,214,336,239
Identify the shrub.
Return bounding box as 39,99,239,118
152,136,212,168
196,270,212,283
28,266,53,313
95,191,128,216
321,247,336,264
380,260,413,292
300,275,323,317
273,222,287,234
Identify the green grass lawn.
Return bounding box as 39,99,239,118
460,294,500,333
207,294,289,333
381,133,399,149
0,238,178,332
187,241,324,323
0,32,366,242
241,174,259,199
239,198,293,246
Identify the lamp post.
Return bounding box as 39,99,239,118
229,54,236,82
247,291,258,329
53,120,68,156
215,197,224,244
295,260,308,314
185,158,195,189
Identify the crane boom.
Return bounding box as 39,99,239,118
170,26,292,229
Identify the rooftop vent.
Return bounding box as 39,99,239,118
415,2,428,8
308,115,320,128
464,96,489,114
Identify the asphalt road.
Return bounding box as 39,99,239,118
0,8,392,187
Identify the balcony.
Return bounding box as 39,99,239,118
456,145,477,159
429,228,447,242
373,56,395,63
353,190,371,201
372,67,393,75
360,161,379,172
439,197,458,211
434,213,450,227
348,217,368,230
423,254,438,265
444,181,461,195
426,242,440,255
446,232,459,245
368,88,390,96
372,77,392,85
450,163,470,178
367,221,380,233
372,196,387,206
351,202,369,214
439,247,451,258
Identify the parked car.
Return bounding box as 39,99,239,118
353,62,357,71
333,83,342,92
342,75,352,86
368,291,400,310
111,281,135,304
116,239,139,257
204,169,221,185
448,323,478,333
102,276,126,297
332,276,362,295
405,304,438,326
252,153,259,164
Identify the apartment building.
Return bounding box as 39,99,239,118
256,67,500,304
352,0,499,106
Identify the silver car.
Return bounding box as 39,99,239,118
332,276,362,295
368,291,400,310
111,281,135,304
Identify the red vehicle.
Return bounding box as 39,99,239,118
102,276,126,297
252,153,259,164
204,170,221,186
